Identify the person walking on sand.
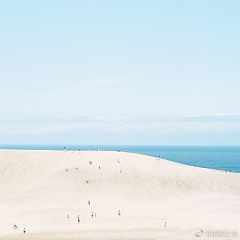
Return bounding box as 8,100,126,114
118,210,121,216
23,228,26,234
77,215,80,224
164,222,166,227
67,214,69,219
91,212,94,218
88,200,91,205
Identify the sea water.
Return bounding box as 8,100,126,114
0,145,239,173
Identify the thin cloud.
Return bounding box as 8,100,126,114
185,113,240,122
187,113,240,118
82,77,131,86
1,115,240,135
7,77,131,100
7,89,66,100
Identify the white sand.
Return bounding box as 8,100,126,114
0,150,239,239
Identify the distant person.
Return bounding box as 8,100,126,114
79,148,81,151
99,166,100,170
230,170,231,173
67,214,69,219
23,228,26,234
88,200,91,205
120,169,122,173
118,210,121,216
91,212,94,218
164,222,166,227
77,215,80,224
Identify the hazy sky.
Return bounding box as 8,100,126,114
1,0,240,145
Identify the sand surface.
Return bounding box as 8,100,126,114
0,150,239,240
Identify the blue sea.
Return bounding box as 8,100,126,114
0,145,239,173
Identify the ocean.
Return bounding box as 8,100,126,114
0,145,239,173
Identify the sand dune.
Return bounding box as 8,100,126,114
0,150,239,240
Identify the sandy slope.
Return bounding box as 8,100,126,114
0,150,239,240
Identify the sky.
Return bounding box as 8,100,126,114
0,0,240,145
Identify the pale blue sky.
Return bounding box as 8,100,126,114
0,0,240,145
